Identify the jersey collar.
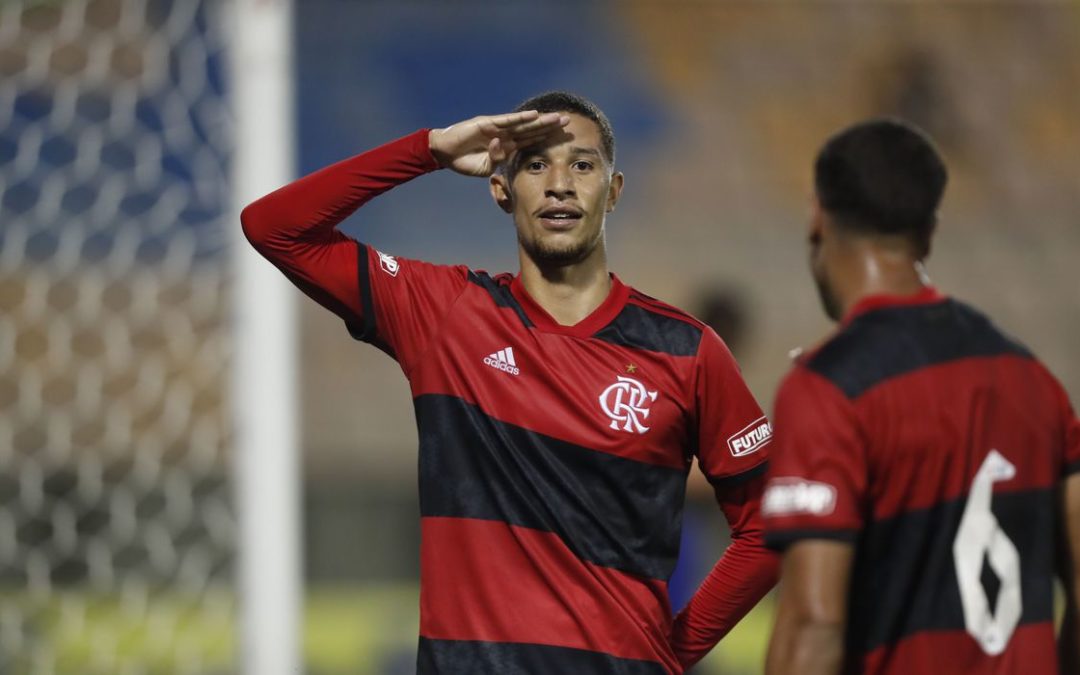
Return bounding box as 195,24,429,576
509,273,631,338
842,285,946,326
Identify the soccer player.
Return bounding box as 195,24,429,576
241,91,778,674
762,119,1080,674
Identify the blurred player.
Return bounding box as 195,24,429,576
241,91,777,673
763,119,1080,674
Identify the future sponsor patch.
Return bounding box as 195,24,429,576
762,478,837,517
727,416,772,457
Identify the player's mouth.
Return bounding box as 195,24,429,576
536,205,584,231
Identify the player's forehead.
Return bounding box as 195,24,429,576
522,112,604,157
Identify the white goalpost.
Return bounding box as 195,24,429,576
229,1,301,674
0,0,305,672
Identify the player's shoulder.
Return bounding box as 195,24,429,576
593,284,708,358
776,357,848,409
460,268,526,314
626,287,709,331
465,269,513,288
801,297,1034,400
364,245,472,281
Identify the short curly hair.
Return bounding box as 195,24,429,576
815,118,947,255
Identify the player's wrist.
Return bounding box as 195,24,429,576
427,128,452,169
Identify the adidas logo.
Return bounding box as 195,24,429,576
483,346,520,376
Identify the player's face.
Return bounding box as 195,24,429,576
809,198,843,321
491,113,623,267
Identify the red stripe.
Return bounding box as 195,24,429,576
409,289,696,470
858,623,1057,674
853,357,1064,521
419,517,679,673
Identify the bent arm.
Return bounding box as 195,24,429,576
671,475,780,668
765,539,853,675
1058,474,1080,670
240,130,439,323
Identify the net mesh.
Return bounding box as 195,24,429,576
0,1,235,673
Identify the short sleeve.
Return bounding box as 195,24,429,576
762,366,867,550
350,243,470,375
694,328,771,488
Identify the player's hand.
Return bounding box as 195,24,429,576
429,110,569,177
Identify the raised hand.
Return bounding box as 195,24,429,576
428,110,569,177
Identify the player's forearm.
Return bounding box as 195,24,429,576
1060,599,1080,672
1057,555,1080,672
241,129,439,255
670,530,779,667
1058,473,1080,671
764,617,844,675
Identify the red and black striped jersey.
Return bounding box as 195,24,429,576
357,249,768,673
240,130,777,673
763,288,1080,675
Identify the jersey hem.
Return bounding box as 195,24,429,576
764,527,859,551
706,460,768,491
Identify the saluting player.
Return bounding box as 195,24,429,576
242,91,777,674
763,119,1080,675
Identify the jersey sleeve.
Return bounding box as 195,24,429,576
351,244,470,376
762,366,868,550
241,128,470,376
693,328,771,487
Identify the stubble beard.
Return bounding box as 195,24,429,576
518,225,604,268
813,271,843,322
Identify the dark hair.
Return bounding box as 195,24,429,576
814,118,947,254
513,91,616,165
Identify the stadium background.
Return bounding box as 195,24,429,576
1,0,1079,673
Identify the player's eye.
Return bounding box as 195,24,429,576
572,160,593,172
526,160,545,172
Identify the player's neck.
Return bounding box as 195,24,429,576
518,246,612,327
836,246,930,318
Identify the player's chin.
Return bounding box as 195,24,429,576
522,233,593,266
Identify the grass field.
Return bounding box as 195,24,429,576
2,585,776,674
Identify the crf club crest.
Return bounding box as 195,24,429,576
599,375,658,434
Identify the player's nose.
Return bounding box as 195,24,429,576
544,163,575,198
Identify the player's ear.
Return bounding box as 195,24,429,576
490,173,513,214
605,171,624,213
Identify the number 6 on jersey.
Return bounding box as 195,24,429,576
953,449,1022,655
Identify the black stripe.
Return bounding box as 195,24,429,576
1066,460,1080,476
593,303,702,357
418,637,668,675
628,291,688,316
347,242,377,342
707,460,769,491
415,394,688,580
468,271,534,328
808,299,1032,399
764,527,859,550
845,487,1055,654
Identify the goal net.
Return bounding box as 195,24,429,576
0,1,236,672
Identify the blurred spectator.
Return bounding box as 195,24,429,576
872,48,964,151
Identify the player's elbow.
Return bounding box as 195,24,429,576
790,606,846,632
240,200,274,252
775,584,847,631
766,617,845,675
774,574,848,634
